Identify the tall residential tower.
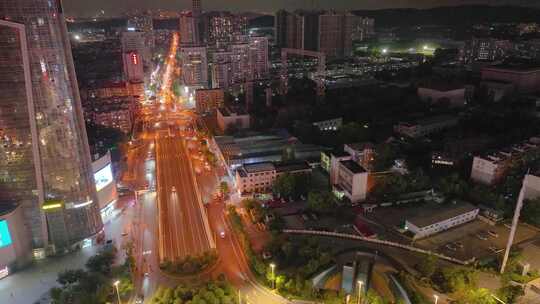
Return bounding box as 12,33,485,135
0,0,102,254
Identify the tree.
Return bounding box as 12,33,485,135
307,191,334,213
417,255,438,279
57,269,86,286
456,288,497,304
219,181,229,195
273,173,295,198
497,285,524,304
373,144,398,171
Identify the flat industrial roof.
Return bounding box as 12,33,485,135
242,162,275,173
407,201,478,229
275,161,311,173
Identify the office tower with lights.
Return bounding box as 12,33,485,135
0,0,102,253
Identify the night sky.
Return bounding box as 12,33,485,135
64,0,540,17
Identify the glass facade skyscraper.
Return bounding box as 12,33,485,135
0,0,102,251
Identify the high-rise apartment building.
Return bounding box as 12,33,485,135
211,50,233,90
249,36,269,79
460,38,513,63
230,42,251,83
123,51,144,82
318,13,354,58
180,12,197,46
127,12,155,50
206,12,248,44
121,30,150,67
351,17,375,41
275,10,356,58
210,36,269,90
180,46,208,88
0,1,102,253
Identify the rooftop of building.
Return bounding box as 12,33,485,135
419,81,465,92
330,150,351,158
340,160,366,174
398,114,457,127
275,160,312,173
484,62,540,72
196,88,224,93
215,131,328,166
218,105,248,116
242,162,275,173
345,142,375,152
476,136,540,163
407,201,478,229
0,202,19,217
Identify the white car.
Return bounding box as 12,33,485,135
172,186,176,192
219,231,226,239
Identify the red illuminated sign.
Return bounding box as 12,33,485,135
131,53,139,65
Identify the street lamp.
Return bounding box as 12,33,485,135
270,263,276,289
114,280,121,304
357,281,363,304
433,294,439,304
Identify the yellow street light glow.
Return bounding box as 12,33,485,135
42,203,62,210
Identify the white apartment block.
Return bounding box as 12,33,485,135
329,151,352,185
471,137,540,185
470,155,507,185
406,202,479,240
335,160,369,204
235,161,312,195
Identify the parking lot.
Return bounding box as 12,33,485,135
367,203,540,262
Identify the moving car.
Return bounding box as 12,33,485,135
219,231,226,239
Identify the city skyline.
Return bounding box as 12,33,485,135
64,0,540,16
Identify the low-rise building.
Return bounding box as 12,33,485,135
471,137,540,185
212,132,327,175
334,160,369,204
394,115,458,138
481,64,540,94
235,161,311,195
312,117,343,131
217,105,250,132
405,201,479,239
417,83,471,107
195,88,225,114
479,80,516,102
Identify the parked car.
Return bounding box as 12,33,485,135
454,241,464,249
445,243,457,251
476,233,488,240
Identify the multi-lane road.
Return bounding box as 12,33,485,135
155,137,214,262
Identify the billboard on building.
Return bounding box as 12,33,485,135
0,220,13,248
94,164,113,192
